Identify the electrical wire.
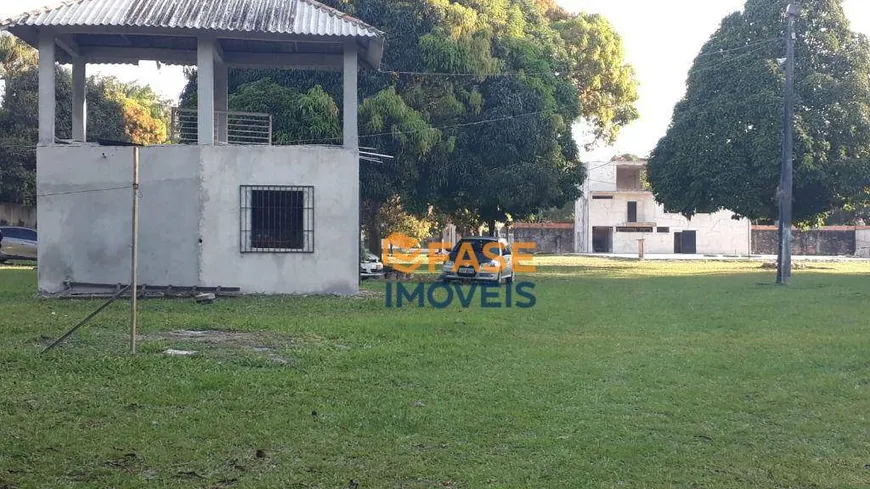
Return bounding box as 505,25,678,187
37,185,133,198
374,38,782,78
285,105,572,145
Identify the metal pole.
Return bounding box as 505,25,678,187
42,285,132,353
777,3,798,285
131,147,140,354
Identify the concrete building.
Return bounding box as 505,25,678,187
574,158,751,255
1,0,385,295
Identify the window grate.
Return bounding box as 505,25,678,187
240,185,314,253
616,226,653,233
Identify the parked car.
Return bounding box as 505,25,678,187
440,236,514,284
0,226,38,262
360,247,384,279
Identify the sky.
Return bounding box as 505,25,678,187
2,0,870,160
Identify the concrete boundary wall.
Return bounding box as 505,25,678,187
752,225,869,257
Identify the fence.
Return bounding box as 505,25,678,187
170,108,273,145
0,202,37,228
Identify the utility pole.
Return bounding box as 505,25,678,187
777,3,799,285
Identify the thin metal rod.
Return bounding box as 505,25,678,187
131,147,140,354
42,285,132,353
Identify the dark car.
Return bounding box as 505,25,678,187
0,226,38,262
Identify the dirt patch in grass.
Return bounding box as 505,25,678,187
143,330,297,364
353,289,384,299
759,262,834,270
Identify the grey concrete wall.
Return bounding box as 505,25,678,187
584,192,750,254
752,227,858,256
198,146,359,295
857,229,870,258
0,203,37,228
513,226,574,254
37,145,200,293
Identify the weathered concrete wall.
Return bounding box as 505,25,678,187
857,229,870,258
0,203,37,228
37,145,201,293
752,227,858,256
512,224,573,254
575,160,750,255
574,188,589,253
37,145,359,295
582,192,750,255
199,146,359,295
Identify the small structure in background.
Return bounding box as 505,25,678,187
1,0,386,296
574,158,751,255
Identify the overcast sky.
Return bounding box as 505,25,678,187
2,0,870,159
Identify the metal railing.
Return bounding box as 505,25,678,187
170,108,273,145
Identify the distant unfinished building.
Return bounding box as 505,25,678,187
574,158,751,255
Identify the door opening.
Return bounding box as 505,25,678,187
592,227,613,253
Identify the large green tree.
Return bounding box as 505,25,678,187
647,0,870,223
180,0,638,238
0,36,169,204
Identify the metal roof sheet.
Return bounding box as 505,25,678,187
0,0,384,38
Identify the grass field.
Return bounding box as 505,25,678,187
1,257,869,488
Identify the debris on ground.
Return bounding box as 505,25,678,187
146,330,295,364
195,293,216,304
163,349,197,356
759,262,832,270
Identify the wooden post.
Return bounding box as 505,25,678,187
131,147,140,355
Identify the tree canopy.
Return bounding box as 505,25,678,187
647,0,870,224
180,0,638,238
0,36,169,204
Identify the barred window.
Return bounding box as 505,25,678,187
240,185,314,253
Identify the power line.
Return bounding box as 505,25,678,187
286,105,571,145
38,185,133,198
687,43,778,77
375,38,781,79
692,37,782,60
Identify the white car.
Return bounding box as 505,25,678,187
360,248,384,279
440,237,514,284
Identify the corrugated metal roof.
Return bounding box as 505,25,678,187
0,0,384,38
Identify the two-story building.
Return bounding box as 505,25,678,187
574,158,751,255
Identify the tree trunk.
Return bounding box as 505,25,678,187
487,219,497,237
362,200,382,257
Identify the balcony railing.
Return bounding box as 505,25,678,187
170,108,273,145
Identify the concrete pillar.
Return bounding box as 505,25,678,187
197,37,215,145
38,32,56,145
72,59,87,142
856,228,870,258
215,60,229,144
343,40,359,150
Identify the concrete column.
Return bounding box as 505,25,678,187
72,59,87,142
343,40,359,150
38,32,56,145
215,60,228,144
197,37,215,145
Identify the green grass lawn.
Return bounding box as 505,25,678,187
1,258,870,488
